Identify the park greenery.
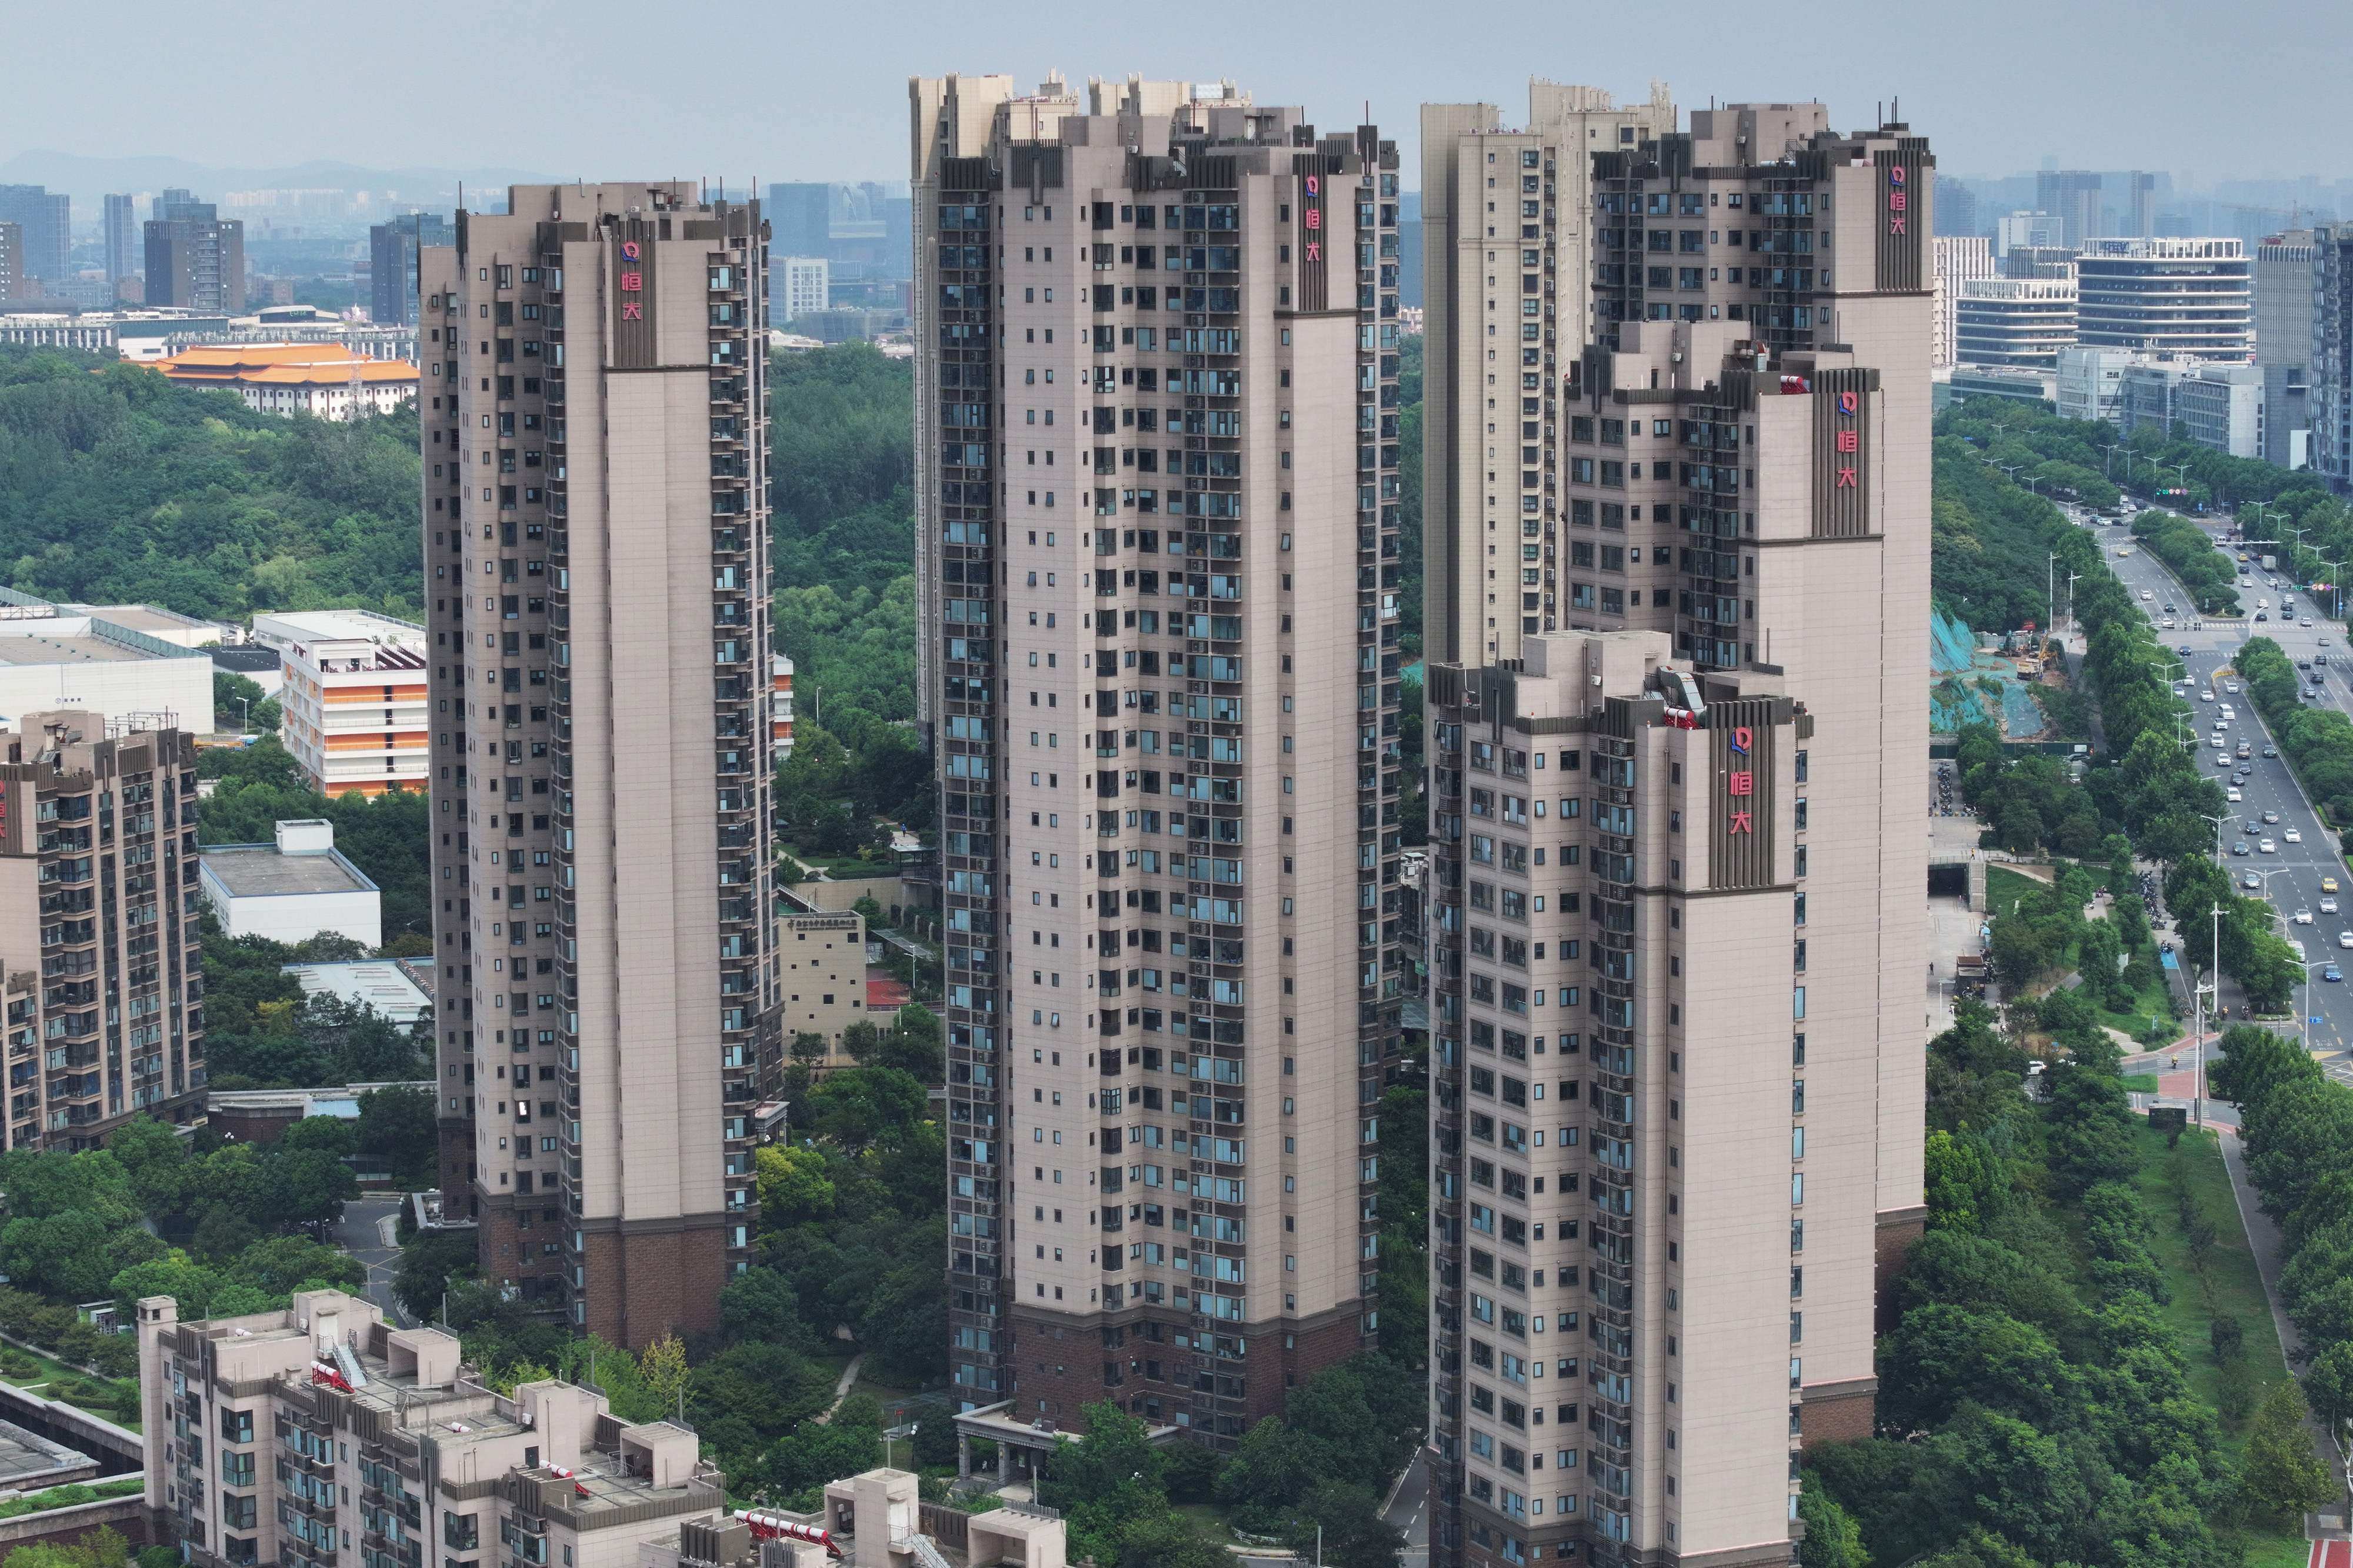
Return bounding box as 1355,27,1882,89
0,346,423,618
2212,1024,2353,1499
1800,999,2322,1566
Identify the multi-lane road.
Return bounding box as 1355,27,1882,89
2076,499,2353,1089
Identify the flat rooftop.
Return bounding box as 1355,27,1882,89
0,635,160,666
0,1416,93,1485
282,960,430,1020
68,605,214,635
201,842,376,898
254,610,426,644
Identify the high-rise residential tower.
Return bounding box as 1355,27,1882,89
372,212,451,327
909,72,1405,1444
103,195,137,296
1421,104,1933,1568
144,196,244,312
1420,81,1678,668
2255,229,2317,468
0,186,69,286
2314,226,2353,490
421,182,779,1349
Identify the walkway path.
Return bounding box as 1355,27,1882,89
812,1353,866,1424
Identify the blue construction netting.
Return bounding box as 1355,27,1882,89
1931,606,2051,739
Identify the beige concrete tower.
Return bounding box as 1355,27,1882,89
1424,105,1933,1568
912,74,1407,1447
422,183,779,1349
1421,82,1677,669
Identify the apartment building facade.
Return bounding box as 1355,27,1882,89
0,710,205,1150
2074,236,2251,362
1419,81,1678,668
1421,104,1932,1568
145,201,245,313
420,184,781,1348
138,1290,724,1568
909,72,1405,1439
2317,227,2353,491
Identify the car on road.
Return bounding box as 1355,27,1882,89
2238,743,2252,758
2264,810,2281,824
2326,896,2341,915
2328,966,2344,983
2286,827,2304,843
2295,908,2314,924
2325,877,2341,894
2228,788,2243,801
2232,841,2251,855
2258,612,2270,621
2245,818,2262,832
2141,589,2155,600
2340,929,2352,949
2244,871,2264,889
2261,838,2278,853
2179,644,2193,654
2200,689,2215,701
2164,603,2178,613
2225,681,2241,693
2211,736,2228,749
2264,745,2279,757
2162,619,2176,629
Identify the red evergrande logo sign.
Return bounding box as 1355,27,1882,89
1887,162,1908,236
1727,725,1754,835
619,239,644,320
1835,389,1859,490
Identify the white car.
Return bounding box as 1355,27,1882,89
2304,618,2315,628
2226,681,2242,693
2286,827,2304,843
2142,590,2155,600
2296,909,2315,925
2340,930,2353,950
2212,736,2228,749
2260,838,2278,853
2322,896,2339,914
2201,690,2215,702
2228,788,2243,801
2162,619,2177,629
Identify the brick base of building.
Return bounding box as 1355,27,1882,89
1002,1297,1369,1440
436,1119,476,1222
476,1189,567,1304
1874,1205,1928,1335
1798,1375,1877,1449
578,1220,726,1350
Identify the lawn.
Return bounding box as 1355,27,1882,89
1984,864,2049,917
2122,1073,2160,1093
1985,863,2181,1043
0,1341,142,1431
2116,1122,2306,1567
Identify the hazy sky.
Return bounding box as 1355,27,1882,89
6,0,2347,188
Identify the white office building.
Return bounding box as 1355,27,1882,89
2076,237,2252,361
776,256,829,322
2118,359,2265,458
1933,236,1996,370
1955,276,2079,369
2057,345,2138,425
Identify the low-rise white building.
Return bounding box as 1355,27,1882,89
199,819,382,948
775,255,829,322
252,610,429,796
2057,345,2138,426
0,589,212,734
280,958,431,1023
2119,359,2265,458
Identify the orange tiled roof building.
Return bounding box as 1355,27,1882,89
149,342,419,421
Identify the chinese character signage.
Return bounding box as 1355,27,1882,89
611,230,657,368
1293,155,1329,313
1811,369,1876,540
1709,698,1778,890
1874,146,1927,291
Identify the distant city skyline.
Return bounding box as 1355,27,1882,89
4,0,2350,188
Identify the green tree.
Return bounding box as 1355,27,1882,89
2242,1380,2333,1520
754,1145,837,1228
1039,1403,1169,1566
1795,1476,1868,1568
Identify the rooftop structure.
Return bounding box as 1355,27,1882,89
0,589,211,739
0,1416,98,1492
198,819,382,947
280,959,433,1023
139,1291,726,1568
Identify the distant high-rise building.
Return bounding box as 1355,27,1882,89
1933,235,1997,368
369,212,450,326
2037,169,2105,248
0,710,205,1151
1419,78,1678,666
1420,100,1933,1568
0,186,68,285
766,182,831,255
774,255,829,322
2075,237,2252,361
103,194,137,293
421,182,779,1349
2255,229,2317,466
2003,244,2078,281
2125,172,2158,239
152,188,196,222
1934,174,1979,238
1995,211,2066,259
0,222,19,304
144,199,245,312
909,69,1405,1446
2312,226,2353,490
